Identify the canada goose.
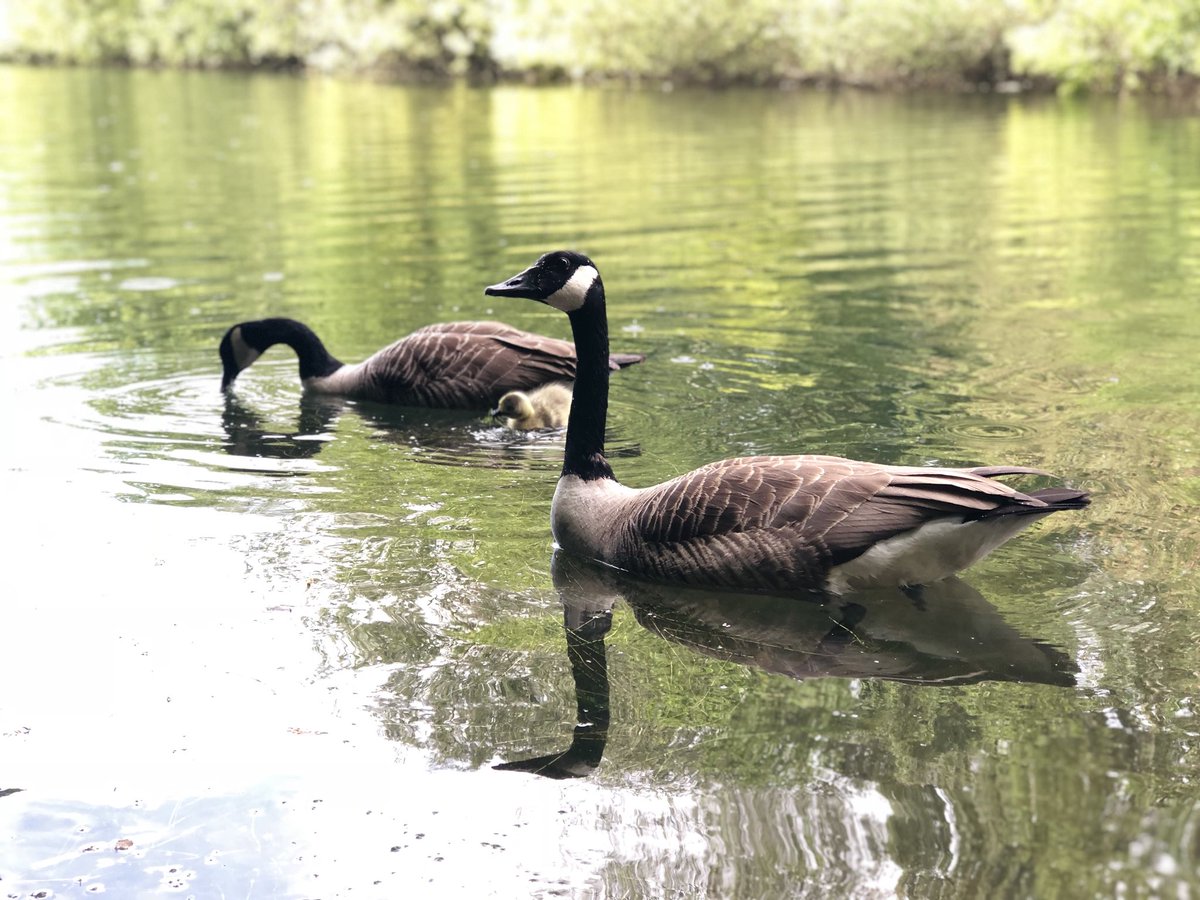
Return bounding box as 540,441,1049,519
484,251,1090,595
218,317,644,409
491,381,574,430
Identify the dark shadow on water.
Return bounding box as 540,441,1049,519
495,550,1077,779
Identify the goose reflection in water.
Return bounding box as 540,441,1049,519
220,394,486,461
221,392,639,470
221,393,344,461
218,393,488,463
495,551,1076,779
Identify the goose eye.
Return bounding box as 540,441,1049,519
558,256,569,269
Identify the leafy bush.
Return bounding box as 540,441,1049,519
1010,0,1200,91
5,0,1200,91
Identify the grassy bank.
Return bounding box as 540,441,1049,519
3,0,1199,93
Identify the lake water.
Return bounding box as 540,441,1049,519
1,65,1198,898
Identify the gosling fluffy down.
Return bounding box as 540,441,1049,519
491,382,574,430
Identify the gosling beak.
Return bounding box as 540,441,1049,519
489,405,503,420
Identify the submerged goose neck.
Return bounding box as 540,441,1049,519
563,282,615,481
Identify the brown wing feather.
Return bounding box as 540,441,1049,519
819,466,1061,564
409,321,532,338
613,455,1059,591
350,322,641,407
351,322,576,407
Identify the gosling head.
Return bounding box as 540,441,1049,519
491,390,536,426
484,250,600,313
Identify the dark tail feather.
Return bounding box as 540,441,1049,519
970,465,1054,478
973,485,1091,519
1027,487,1091,510
607,352,646,370
969,466,1090,515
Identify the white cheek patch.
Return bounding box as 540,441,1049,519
546,265,598,312
230,326,261,369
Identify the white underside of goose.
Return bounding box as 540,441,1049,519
823,513,1050,595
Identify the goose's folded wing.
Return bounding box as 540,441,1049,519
409,321,639,391
490,329,640,373
410,321,530,338
614,456,868,587
626,456,859,543
623,455,1053,569
798,463,1059,565
361,328,578,407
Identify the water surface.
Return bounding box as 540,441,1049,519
1,67,1198,898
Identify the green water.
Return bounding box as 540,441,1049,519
1,66,1198,898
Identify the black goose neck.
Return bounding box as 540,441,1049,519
563,283,615,482
256,318,343,380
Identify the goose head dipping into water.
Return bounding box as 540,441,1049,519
485,250,1090,596
219,317,644,410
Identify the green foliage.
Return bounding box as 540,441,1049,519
6,0,496,74
1010,0,1200,91
568,0,808,85
7,0,139,63
6,0,1200,92
801,0,1019,85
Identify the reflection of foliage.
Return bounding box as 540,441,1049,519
8,0,1200,90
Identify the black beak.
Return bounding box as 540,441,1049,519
489,406,503,419
484,264,541,299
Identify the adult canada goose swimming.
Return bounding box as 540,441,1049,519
218,317,644,409
491,381,574,430
485,251,1090,595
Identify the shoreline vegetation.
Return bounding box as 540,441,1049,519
2,0,1199,95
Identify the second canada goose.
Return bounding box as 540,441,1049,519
219,317,644,409
485,251,1090,595
491,381,574,430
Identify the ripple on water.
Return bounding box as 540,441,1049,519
939,416,1038,443
39,361,344,503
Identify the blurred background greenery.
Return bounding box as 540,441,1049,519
2,0,1199,94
